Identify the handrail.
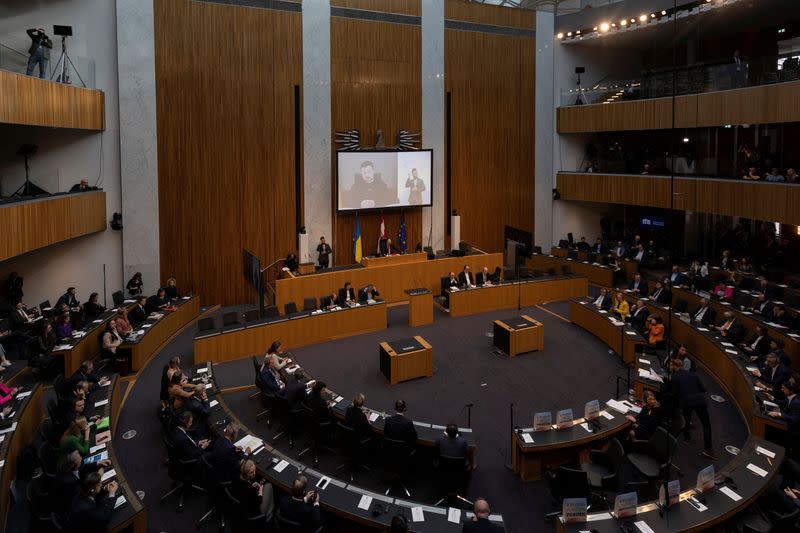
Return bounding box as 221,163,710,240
0,41,27,58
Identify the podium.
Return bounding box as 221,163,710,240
379,336,433,384
405,288,433,327
493,315,543,357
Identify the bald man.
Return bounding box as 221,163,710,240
463,497,503,532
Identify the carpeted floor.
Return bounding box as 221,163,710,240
114,300,747,533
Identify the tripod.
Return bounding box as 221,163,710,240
51,36,85,87
574,72,589,105
11,147,47,198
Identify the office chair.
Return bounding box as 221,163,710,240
580,437,625,509
382,437,416,497
319,295,331,309
26,477,59,530
567,250,578,260
268,394,288,442
302,297,317,312
197,317,217,333
112,290,125,307
222,311,242,331
275,509,322,533
39,300,52,318
533,269,544,278
159,434,205,512
423,246,435,259
335,421,372,482
264,305,280,321
627,426,677,494
251,357,273,423
434,454,470,507
301,415,336,467
545,466,590,520
503,267,516,281
492,266,503,282
284,301,298,316
244,309,259,323
195,454,227,530
286,402,309,450
37,441,59,482
222,486,267,532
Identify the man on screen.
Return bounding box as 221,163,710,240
404,168,426,205
347,161,394,209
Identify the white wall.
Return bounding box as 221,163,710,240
0,0,123,307
553,200,609,244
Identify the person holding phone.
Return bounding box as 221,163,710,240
279,475,322,529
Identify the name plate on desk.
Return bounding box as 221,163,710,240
613,492,638,519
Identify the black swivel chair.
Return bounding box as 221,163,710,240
112,290,125,307
302,297,317,312
492,266,503,282
195,454,228,530
264,305,280,321
39,300,53,318
275,509,322,533
435,454,470,508
335,421,371,482
284,302,299,316
197,317,218,337
382,437,416,497
627,426,677,496
222,486,267,532
319,295,331,309
545,466,590,520
580,437,625,508
159,433,205,511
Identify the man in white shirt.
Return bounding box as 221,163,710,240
593,288,610,310
459,265,475,288
692,298,714,325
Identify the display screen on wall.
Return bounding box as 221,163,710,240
336,150,433,212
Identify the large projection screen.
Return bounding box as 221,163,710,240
337,150,432,212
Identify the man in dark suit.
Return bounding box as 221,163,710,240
750,294,774,317
691,298,716,326
668,265,688,287
146,288,169,314
767,380,800,435
339,282,356,304
649,280,671,305
57,287,82,311
458,266,475,288
128,296,148,327
713,311,744,342
476,267,493,286
9,301,36,331
436,424,468,467
67,472,118,533
285,370,308,411
463,498,504,532
740,326,771,361
279,476,322,529
169,411,210,460
576,237,590,252
359,284,380,302
668,359,715,459
771,305,790,327
628,274,644,295
259,357,286,397
344,393,372,440
209,423,245,483
64,360,108,396
383,399,418,444
443,272,459,294
751,352,789,392
754,279,777,300
592,288,611,310
629,300,650,332
592,238,604,255
51,450,109,515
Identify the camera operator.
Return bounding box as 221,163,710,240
25,27,52,79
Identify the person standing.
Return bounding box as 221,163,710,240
668,359,716,460
317,237,332,269
26,27,52,79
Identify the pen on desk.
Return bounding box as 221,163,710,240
767,457,773,466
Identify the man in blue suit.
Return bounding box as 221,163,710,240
259,356,286,396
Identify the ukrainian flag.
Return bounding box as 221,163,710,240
354,215,363,263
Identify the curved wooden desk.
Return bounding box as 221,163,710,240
569,299,646,365
447,276,587,317
200,365,499,531
528,254,617,287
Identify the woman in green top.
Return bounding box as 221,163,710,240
59,416,91,460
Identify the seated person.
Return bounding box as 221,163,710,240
592,238,604,254
463,498,503,533
435,423,468,467
711,283,733,302
628,274,645,294
741,326,771,360
339,282,356,304
59,417,91,460
51,450,110,516
209,423,246,483
613,241,626,258
0,379,19,407
649,280,670,305
344,393,372,440
264,341,291,371
737,257,753,274
476,266,493,286
750,352,789,392
712,311,743,341
768,339,790,367
576,236,590,252
458,265,475,288
259,356,286,396
183,383,212,422
322,292,338,310
54,314,73,341
359,284,380,302
284,253,298,273
127,295,148,327
306,381,331,425
765,380,800,433
29,322,57,376
611,292,629,321
629,300,650,332
101,319,125,359
755,278,777,299
443,272,459,294
592,288,611,310
169,411,210,459
57,287,83,312
626,391,664,440
9,301,36,330
83,292,106,321
691,298,716,326
70,178,95,192
742,166,761,180
164,277,180,300
378,237,398,256
630,244,645,262
644,315,664,346
64,360,109,396
68,471,118,532
668,265,688,287
145,288,170,314
126,272,144,297
167,370,195,410
384,399,417,444
770,305,790,327
115,308,133,336
749,293,774,316
230,459,275,521
279,476,322,529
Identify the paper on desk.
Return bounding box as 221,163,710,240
697,327,709,332
94,399,109,407
16,391,31,399
92,319,103,324
725,349,738,355
368,412,379,423
412,507,425,522
196,367,209,373
209,400,218,408
625,331,638,336
721,342,734,347
89,443,106,454
357,495,372,510
235,435,264,451
720,486,742,501
638,358,650,365
204,382,213,389
521,433,534,444
580,422,593,433
746,463,768,477
114,496,126,509
600,410,614,420
634,521,656,533
756,446,776,458
274,460,289,473
101,469,116,482
335,395,344,403
142,324,153,329
0,460,4,468
54,344,72,351
447,508,461,523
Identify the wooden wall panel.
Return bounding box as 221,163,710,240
446,26,536,253
445,0,535,29
556,172,800,225
0,70,104,130
0,192,106,262
155,0,301,305
558,81,800,133
331,18,422,264
331,0,420,16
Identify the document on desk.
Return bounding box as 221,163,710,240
720,486,742,501
521,433,534,444
114,495,126,509
747,463,768,477
725,349,738,355
634,520,656,533
101,469,116,482
697,327,710,332
447,508,461,523
94,399,109,407
600,410,614,420
273,460,289,473
368,412,380,422
756,446,776,458
16,391,31,399
721,342,734,347
357,495,372,510
411,507,425,522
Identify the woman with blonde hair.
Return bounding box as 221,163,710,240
59,416,91,459
612,292,629,321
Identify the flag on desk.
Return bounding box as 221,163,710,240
398,212,407,253
354,215,363,263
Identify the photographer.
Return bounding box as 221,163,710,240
25,27,52,78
